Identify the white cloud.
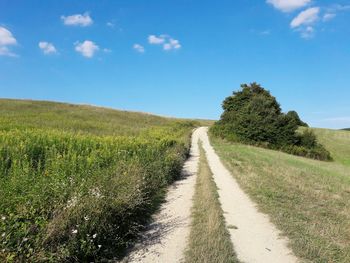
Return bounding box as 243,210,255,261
75,40,99,58
106,22,115,28
148,34,181,51
260,30,271,35
148,35,166,44
300,26,314,38
133,44,145,53
163,38,181,51
267,0,311,12
0,46,16,57
38,41,57,54
0,27,16,46
323,13,336,22
329,4,350,12
323,117,350,122
0,26,17,57
290,7,320,28
61,13,93,27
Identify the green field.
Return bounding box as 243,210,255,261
0,99,197,262
210,128,350,262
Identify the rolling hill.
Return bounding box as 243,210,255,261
0,98,196,136
0,99,199,262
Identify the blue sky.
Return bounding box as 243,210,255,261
0,0,350,128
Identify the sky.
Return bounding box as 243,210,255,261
0,0,350,129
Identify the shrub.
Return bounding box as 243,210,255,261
211,83,331,161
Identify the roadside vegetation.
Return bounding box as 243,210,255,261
210,128,350,262
211,83,331,160
0,99,197,262
185,144,238,263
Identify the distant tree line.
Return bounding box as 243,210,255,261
211,83,331,161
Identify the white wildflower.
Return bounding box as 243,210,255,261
1,216,5,221
66,196,78,209
89,187,103,198
1,233,5,237
84,216,89,221
98,245,102,248
72,229,78,234
92,233,97,239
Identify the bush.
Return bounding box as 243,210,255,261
211,83,331,161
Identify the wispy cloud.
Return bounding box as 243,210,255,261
300,26,315,38
148,34,181,51
319,117,350,128
39,41,57,54
323,13,336,22
266,0,311,12
0,26,17,57
61,13,93,27
290,7,320,28
75,40,99,58
267,1,350,39
328,4,350,12
133,44,145,53
323,117,350,122
106,22,115,28
290,7,320,38
260,30,271,35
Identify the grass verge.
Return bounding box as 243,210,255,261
210,128,350,263
185,143,238,263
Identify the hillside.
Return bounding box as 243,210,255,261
0,99,200,136
210,128,350,262
0,99,198,262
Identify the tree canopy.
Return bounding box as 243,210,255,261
211,83,331,160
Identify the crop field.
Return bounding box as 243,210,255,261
210,128,350,262
0,99,197,262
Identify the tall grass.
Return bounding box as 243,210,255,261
0,100,197,262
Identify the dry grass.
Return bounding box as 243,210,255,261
210,128,350,263
185,144,238,263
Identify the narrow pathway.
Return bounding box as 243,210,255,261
123,128,201,263
198,127,298,263
123,127,297,263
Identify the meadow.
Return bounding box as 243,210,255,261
0,99,197,262
210,128,350,262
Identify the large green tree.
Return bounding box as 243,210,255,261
218,82,302,146
212,82,331,160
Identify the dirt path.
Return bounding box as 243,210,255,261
123,127,297,263
198,127,298,263
122,128,201,263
